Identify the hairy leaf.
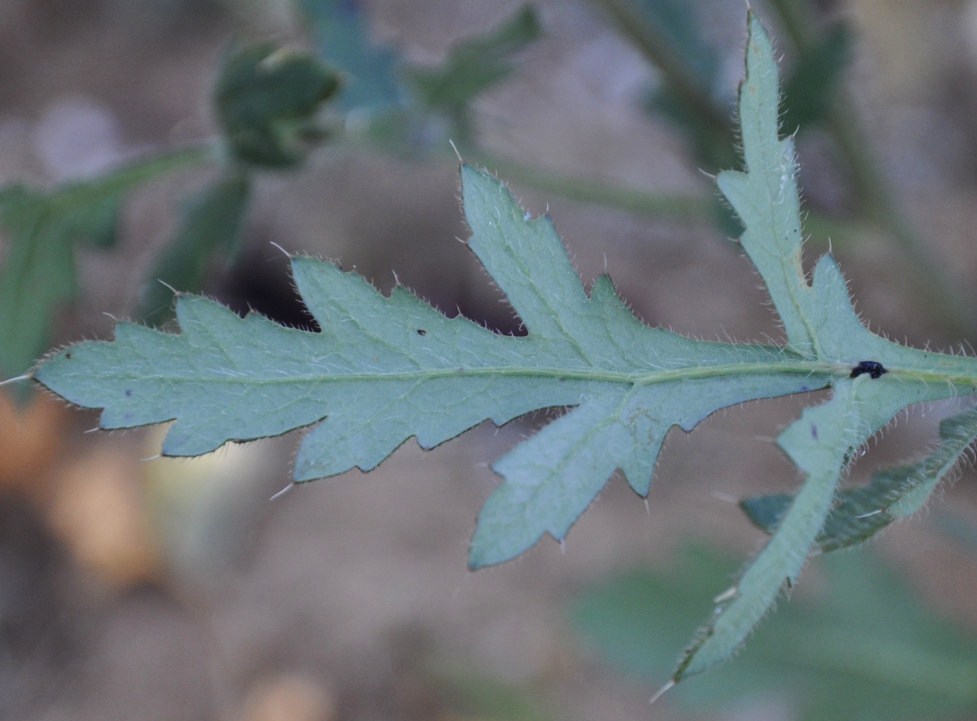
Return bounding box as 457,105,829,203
34,163,831,568
742,407,977,551
668,12,977,682
28,11,977,685
667,13,977,682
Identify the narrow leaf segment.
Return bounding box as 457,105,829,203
671,13,977,681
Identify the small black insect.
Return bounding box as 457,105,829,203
849,360,887,379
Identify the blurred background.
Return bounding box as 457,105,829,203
2,1,977,719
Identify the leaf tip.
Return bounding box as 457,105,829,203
649,679,675,706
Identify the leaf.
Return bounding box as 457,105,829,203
632,0,735,171
298,0,402,114
571,545,977,721
742,407,977,552
139,172,251,327
406,6,540,142
0,149,202,385
670,12,977,682
300,4,539,152
28,10,977,685
33,163,831,564
215,43,340,168
782,22,853,132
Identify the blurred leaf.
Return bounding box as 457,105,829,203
571,545,977,720
215,44,340,168
605,0,733,171
0,149,201,384
407,6,540,144
139,173,251,326
0,187,80,383
437,670,553,721
629,0,720,90
298,0,402,114
782,22,853,132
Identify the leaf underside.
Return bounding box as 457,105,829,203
30,11,977,685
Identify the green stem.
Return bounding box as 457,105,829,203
52,144,213,204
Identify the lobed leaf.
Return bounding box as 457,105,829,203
26,10,977,687
35,164,834,570
669,13,977,681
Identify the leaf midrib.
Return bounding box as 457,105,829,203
106,359,842,387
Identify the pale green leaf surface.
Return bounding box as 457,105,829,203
670,13,977,681
35,164,830,573
28,10,977,685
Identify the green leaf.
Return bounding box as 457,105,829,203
298,0,402,114
28,10,977,684
33,164,832,564
668,12,977,682
0,148,203,384
406,6,540,142
571,545,977,721
742,407,977,551
215,43,340,167
139,173,251,327
782,22,853,132
619,0,735,173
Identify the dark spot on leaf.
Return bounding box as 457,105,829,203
810,424,818,441
125,389,132,397
416,328,427,336
850,360,887,379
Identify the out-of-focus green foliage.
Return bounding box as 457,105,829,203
571,544,977,721
298,0,403,114
406,6,540,144
298,1,540,151
215,43,340,168
0,149,202,391
139,173,251,327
